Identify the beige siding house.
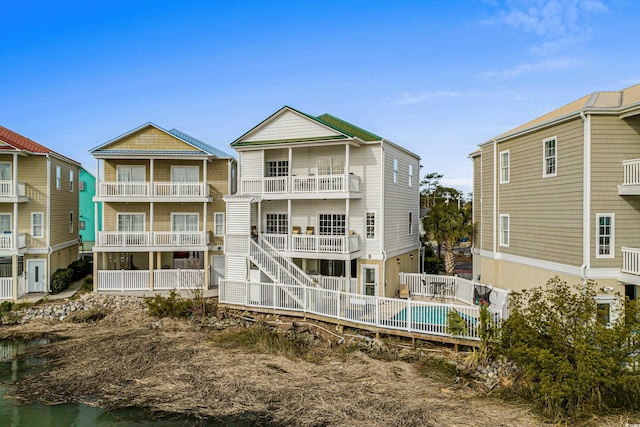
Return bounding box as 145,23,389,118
222,106,420,304
0,126,80,300
472,84,640,309
90,123,236,292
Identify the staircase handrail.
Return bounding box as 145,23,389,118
260,237,316,287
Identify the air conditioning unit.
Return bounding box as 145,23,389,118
78,181,85,191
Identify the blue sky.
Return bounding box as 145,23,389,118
1,0,638,195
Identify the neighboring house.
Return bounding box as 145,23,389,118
89,123,236,292
0,126,80,300
78,167,101,257
471,84,640,314
222,106,420,301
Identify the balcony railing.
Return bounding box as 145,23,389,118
0,181,26,197
622,247,640,276
0,233,27,250
240,174,361,195
623,159,640,186
97,182,208,198
98,231,210,247
261,233,359,254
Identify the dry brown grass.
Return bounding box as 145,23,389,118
0,304,548,426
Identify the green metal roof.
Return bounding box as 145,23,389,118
315,113,381,142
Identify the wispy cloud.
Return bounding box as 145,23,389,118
484,56,585,78
395,90,484,105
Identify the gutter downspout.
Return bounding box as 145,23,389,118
380,140,387,297
492,140,497,256
580,110,591,291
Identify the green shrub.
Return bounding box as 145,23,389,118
492,277,640,420
82,276,93,292
144,290,193,319
0,301,13,314
68,258,91,281
51,268,74,294
424,257,443,274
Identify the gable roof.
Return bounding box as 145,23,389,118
485,83,640,145
231,106,383,147
90,122,234,158
0,125,80,164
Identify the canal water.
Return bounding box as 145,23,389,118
0,338,261,426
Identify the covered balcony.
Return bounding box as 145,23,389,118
0,181,28,202
96,231,210,249
95,182,211,201
261,232,360,255
239,173,361,199
0,233,27,251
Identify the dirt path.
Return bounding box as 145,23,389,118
0,299,544,426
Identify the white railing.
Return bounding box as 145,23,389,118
0,233,27,250
623,159,640,186
98,182,150,197
261,233,289,250
97,270,150,291
240,174,361,196
259,237,315,287
0,181,26,197
154,269,205,290
0,278,12,300
153,182,207,197
153,232,207,246
399,272,511,319
310,275,357,293
622,247,640,276
260,233,359,254
98,232,150,247
220,280,495,341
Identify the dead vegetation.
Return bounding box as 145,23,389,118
0,301,544,426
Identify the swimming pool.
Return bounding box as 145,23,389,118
392,305,477,327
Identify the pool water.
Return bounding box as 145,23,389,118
393,305,477,327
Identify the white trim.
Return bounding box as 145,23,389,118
499,150,510,184
499,214,509,247
594,295,620,327
583,114,591,269
595,213,615,259
360,264,379,296
69,211,74,233
492,142,497,253
31,212,44,238
408,164,413,187
365,211,376,240
50,239,80,252
214,212,225,236
542,136,558,178
69,169,74,191
55,165,61,190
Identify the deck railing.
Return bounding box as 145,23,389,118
154,269,205,290
97,269,206,291
0,278,12,300
240,174,361,195
153,231,207,246
0,233,27,250
259,233,359,254
97,182,208,198
623,159,640,186
399,272,510,318
622,247,640,276
310,275,357,293
220,279,498,341
0,181,26,197
98,231,209,247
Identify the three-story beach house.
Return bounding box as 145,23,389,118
221,106,420,303
0,126,80,300
90,123,236,292
471,83,640,314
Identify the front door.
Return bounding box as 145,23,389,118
27,260,46,293
361,265,378,296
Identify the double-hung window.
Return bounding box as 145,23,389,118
366,213,375,239
408,165,413,186
214,213,225,236
543,137,557,177
56,166,61,190
499,214,510,247
393,159,398,183
409,212,413,235
319,214,345,236
172,213,199,245
500,150,510,183
32,213,43,238
69,170,74,191
317,157,345,175
117,165,146,196
596,214,614,258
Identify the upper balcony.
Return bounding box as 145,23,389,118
261,232,360,258
95,182,212,202
0,233,27,252
0,181,28,203
618,159,640,195
95,231,214,251
239,173,361,200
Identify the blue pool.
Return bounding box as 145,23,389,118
392,305,477,327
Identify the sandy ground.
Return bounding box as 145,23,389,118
0,300,548,426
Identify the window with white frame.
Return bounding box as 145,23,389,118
319,214,345,235
500,150,510,183
117,213,145,232
214,212,225,235
595,295,619,327
0,163,11,182
408,165,413,186
171,213,199,232
265,160,289,177
69,170,74,191
393,158,398,183
56,166,61,190
79,220,85,231
499,214,510,247
69,211,74,233
317,157,345,175
0,214,11,234
543,137,557,177
366,212,375,239
265,213,288,234
409,212,413,235
117,165,145,182
171,166,199,182
596,214,614,258
32,213,43,238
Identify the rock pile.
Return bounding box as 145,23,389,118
17,294,146,323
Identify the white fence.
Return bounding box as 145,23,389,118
399,272,510,318
97,269,206,291
0,278,12,300
97,182,208,198
310,275,357,293
220,279,498,341
261,233,359,254
622,247,640,276
240,174,361,195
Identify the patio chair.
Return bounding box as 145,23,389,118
399,283,410,299
292,226,301,234
473,285,492,306
306,226,315,235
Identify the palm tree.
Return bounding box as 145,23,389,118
422,198,472,275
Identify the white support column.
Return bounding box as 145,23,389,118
345,199,350,253
203,200,208,239
150,202,154,244
12,153,18,197
288,147,293,193
13,202,17,250
203,159,208,196
345,258,351,293
258,201,262,234
95,158,100,196
345,144,350,181
149,251,154,291
150,159,154,196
